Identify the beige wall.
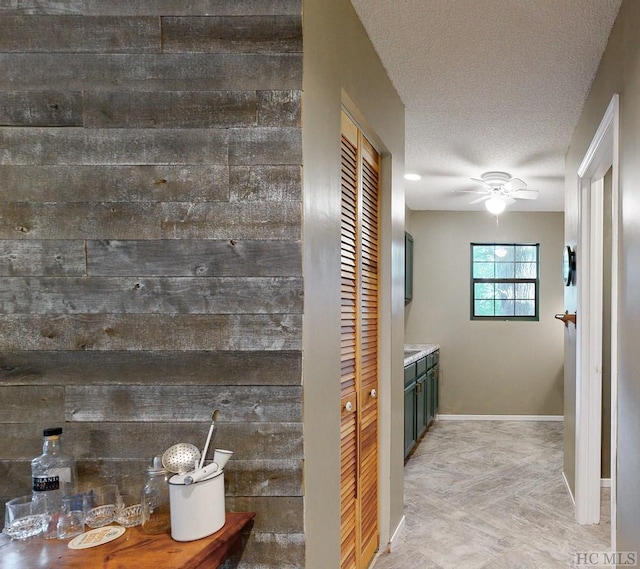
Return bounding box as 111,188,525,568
564,0,640,548
302,0,406,566
405,211,564,415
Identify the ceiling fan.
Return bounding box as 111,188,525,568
457,171,539,214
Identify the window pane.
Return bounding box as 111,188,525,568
515,300,535,316
516,262,536,278
515,245,537,262
495,299,514,316
475,299,494,316
495,262,515,278
473,246,495,261
495,282,514,299
473,262,494,278
474,283,494,299
494,245,514,261
515,282,535,299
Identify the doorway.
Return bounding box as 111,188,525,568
575,94,619,549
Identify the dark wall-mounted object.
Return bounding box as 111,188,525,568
405,232,414,304
563,245,576,286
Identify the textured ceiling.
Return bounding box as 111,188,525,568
349,0,622,211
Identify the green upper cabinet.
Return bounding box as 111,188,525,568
405,231,414,304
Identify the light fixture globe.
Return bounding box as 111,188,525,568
485,196,506,215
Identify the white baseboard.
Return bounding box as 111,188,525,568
601,478,611,488
437,414,564,422
563,471,576,505
387,514,405,553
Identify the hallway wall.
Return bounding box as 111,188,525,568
405,211,564,415
564,0,640,547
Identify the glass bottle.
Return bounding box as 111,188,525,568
140,456,171,534
31,427,77,537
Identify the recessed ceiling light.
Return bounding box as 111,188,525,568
404,173,421,181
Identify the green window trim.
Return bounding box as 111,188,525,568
470,243,540,321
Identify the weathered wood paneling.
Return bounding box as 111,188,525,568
257,90,301,127
0,53,303,90
0,422,302,461
0,386,64,423
0,202,300,240
0,91,82,126
65,385,302,422
225,460,302,496
225,532,306,569
161,16,302,54
0,5,304,567
0,240,85,276
0,1,302,16
86,240,302,276
160,201,301,240
83,91,258,129
0,127,229,165
226,497,303,532
0,351,302,386
228,127,302,165
0,276,302,314
0,16,160,53
0,165,230,202
0,314,301,351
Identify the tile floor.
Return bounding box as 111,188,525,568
373,420,611,569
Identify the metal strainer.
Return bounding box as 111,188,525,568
161,443,201,474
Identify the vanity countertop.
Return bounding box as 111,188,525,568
403,343,439,366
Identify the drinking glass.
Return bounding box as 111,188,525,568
85,485,121,529
3,496,49,540
56,493,90,539
116,484,143,527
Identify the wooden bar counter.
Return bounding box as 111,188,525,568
0,512,255,569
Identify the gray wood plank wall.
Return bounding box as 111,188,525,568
0,2,303,566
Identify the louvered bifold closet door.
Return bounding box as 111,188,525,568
340,113,359,569
340,111,380,569
358,136,379,568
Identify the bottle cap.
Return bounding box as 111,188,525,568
43,427,63,437
147,455,167,475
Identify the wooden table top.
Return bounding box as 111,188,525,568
0,511,255,569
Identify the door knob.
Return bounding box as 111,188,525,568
345,401,353,412
370,389,377,398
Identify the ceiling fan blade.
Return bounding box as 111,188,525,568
503,177,527,192
512,189,539,200
469,195,491,205
470,177,492,190
453,189,489,194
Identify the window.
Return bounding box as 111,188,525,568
471,243,539,320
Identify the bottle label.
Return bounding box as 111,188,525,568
32,467,71,491
33,475,60,492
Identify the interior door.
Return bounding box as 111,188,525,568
340,111,380,569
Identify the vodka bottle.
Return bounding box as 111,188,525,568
31,427,77,519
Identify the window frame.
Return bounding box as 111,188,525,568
470,242,540,321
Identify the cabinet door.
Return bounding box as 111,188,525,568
433,364,439,415
426,369,435,426
404,382,417,458
416,374,427,437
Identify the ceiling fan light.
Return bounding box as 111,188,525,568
485,196,507,215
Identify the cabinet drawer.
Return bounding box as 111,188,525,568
416,356,427,376
426,353,434,370
404,363,416,386
433,349,440,366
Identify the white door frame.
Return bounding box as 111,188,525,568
575,93,619,548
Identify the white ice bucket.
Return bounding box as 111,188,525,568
168,468,225,541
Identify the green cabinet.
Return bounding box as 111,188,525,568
404,348,440,460
405,232,413,304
